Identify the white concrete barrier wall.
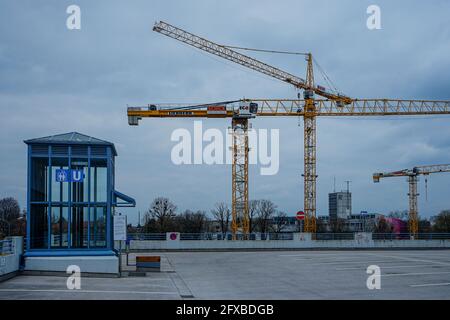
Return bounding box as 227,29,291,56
127,233,450,250
25,256,119,274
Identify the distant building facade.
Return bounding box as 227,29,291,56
329,191,352,220
346,212,382,232
318,212,383,232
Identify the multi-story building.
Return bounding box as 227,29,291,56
329,191,352,221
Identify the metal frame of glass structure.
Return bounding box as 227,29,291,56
24,133,135,257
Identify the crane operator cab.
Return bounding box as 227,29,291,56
235,101,258,119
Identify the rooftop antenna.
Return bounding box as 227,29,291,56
333,176,336,192
345,180,351,193
138,211,141,227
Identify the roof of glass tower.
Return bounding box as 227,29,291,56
24,132,117,155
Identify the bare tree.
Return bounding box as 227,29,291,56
330,218,348,233
272,211,288,233
211,202,230,233
0,197,20,222
176,210,208,233
418,218,432,233
144,197,177,232
374,216,393,233
257,199,277,233
248,200,260,234
433,210,450,232
0,197,21,237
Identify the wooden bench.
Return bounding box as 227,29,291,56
136,256,161,272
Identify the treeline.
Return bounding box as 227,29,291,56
375,210,450,233
319,210,450,233
140,197,291,233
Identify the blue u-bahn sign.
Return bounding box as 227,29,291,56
55,169,84,182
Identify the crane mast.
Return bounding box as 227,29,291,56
231,118,249,238
303,53,317,232
373,164,450,237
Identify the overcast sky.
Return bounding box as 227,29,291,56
1,0,450,224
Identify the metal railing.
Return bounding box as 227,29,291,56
315,233,355,240
372,233,450,240
180,233,225,240
125,232,450,241
0,239,13,255
262,233,294,240
127,233,166,241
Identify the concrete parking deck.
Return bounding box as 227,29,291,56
0,273,181,300
163,249,450,299
0,250,449,299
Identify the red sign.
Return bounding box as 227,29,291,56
207,105,227,115
296,211,305,220
170,233,178,240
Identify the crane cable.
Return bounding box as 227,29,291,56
312,58,340,96
223,44,341,95
221,45,308,56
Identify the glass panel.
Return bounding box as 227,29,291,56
31,157,49,202
50,206,68,248
70,206,88,248
90,206,106,248
90,159,107,203
51,158,69,203
30,204,48,249
71,158,88,203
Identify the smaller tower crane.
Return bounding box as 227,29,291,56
373,164,450,237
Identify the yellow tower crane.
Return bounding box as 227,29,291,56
373,164,450,237
128,20,450,238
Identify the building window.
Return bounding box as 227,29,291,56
90,159,107,203
51,158,69,203
50,206,68,248
71,205,89,248
30,204,48,249
31,157,49,202
71,158,89,203
90,206,106,248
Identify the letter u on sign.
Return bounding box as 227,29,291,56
72,170,84,182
